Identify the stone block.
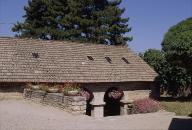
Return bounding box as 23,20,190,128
91,105,104,118
71,105,81,111
72,96,86,102
71,101,86,106
80,105,86,110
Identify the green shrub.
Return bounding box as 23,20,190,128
39,84,49,92
63,83,81,95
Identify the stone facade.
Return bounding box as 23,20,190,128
81,81,157,117
82,81,155,102
23,89,86,115
0,37,158,117
1,81,158,117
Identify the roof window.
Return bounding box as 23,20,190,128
122,57,130,64
32,53,39,59
87,56,94,61
105,57,112,64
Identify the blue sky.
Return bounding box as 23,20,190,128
0,0,191,52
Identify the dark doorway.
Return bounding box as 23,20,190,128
80,88,94,116
104,87,124,116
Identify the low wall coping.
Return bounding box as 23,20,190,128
66,96,86,102
90,101,105,106
46,93,63,96
120,99,133,104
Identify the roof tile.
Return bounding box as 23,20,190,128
0,37,158,83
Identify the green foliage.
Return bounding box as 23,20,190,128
162,17,192,73
63,83,81,94
141,18,192,97
39,84,49,92
12,0,132,45
139,49,171,94
162,18,192,96
139,49,166,72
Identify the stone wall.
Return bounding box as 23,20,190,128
80,82,155,117
23,89,86,115
123,90,150,101
82,81,155,102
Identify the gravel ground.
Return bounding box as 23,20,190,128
0,99,191,130
0,92,23,100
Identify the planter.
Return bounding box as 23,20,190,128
48,88,59,93
79,90,93,101
31,85,40,90
64,90,79,96
108,90,123,100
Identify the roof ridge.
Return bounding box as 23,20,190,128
0,36,131,50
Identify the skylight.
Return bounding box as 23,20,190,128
105,57,112,63
87,56,94,61
32,53,39,59
122,57,130,64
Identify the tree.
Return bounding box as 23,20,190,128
162,17,192,73
12,0,56,39
141,18,192,97
94,0,132,45
139,49,170,95
162,17,192,97
139,49,166,72
12,0,132,45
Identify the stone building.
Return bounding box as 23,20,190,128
0,37,158,117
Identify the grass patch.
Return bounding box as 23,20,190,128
160,101,192,116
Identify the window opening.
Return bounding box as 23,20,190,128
122,57,130,64
87,56,94,61
105,57,112,63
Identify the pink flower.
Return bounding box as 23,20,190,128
133,98,161,113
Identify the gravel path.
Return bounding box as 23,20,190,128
0,99,191,130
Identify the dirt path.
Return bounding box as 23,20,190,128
0,92,23,100
0,99,191,130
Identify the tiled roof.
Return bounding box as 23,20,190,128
0,37,158,83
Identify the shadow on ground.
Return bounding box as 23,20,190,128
188,113,192,117
168,118,192,130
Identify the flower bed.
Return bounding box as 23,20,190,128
108,90,124,100
132,98,161,114
104,87,124,103
26,82,94,102
62,83,81,96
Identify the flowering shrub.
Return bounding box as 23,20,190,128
58,85,64,93
26,82,82,94
108,90,124,100
63,83,81,95
39,84,49,92
79,88,94,102
132,98,161,114
26,82,33,88
26,82,41,90
79,91,90,100
104,87,124,102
